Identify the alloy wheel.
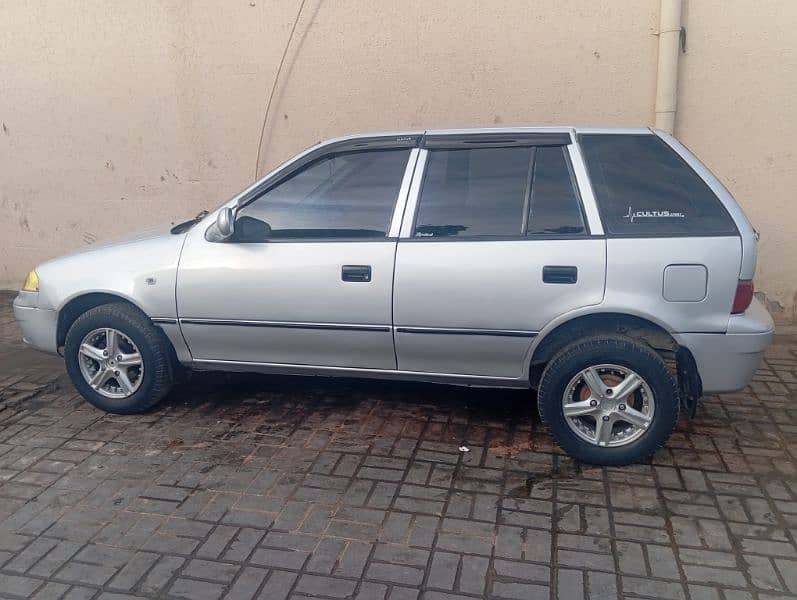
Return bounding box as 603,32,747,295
77,327,144,399
561,363,655,447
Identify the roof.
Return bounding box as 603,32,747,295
314,126,655,147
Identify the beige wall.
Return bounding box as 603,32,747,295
1,1,795,321
677,0,797,322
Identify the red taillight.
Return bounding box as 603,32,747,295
732,280,754,314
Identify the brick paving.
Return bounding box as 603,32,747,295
1,290,797,599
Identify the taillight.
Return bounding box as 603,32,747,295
731,280,754,314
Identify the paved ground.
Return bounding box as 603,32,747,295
1,292,797,600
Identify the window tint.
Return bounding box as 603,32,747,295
234,149,410,241
580,134,737,235
414,147,531,237
527,146,585,235
413,146,585,238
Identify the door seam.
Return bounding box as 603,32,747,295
390,149,422,369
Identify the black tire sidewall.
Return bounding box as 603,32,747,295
64,305,165,414
538,336,679,465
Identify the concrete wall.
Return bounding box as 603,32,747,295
676,0,797,322
1,1,795,321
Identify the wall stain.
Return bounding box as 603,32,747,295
2,122,8,135
793,291,797,323
756,290,787,324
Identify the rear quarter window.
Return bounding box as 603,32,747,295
580,134,737,236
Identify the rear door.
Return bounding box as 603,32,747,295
392,132,606,380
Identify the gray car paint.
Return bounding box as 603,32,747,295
13,127,773,394
393,238,606,377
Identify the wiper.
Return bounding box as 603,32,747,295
170,210,209,234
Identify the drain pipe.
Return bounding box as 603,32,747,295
654,0,683,133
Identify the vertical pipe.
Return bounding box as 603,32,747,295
654,0,683,133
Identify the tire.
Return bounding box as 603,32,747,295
64,303,173,414
537,335,678,466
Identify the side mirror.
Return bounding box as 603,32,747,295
217,207,235,239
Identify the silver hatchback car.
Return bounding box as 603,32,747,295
14,127,773,465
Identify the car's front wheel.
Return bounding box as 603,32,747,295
537,335,679,466
64,303,173,414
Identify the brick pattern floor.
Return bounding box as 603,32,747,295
1,291,796,599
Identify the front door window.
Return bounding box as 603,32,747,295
234,149,411,242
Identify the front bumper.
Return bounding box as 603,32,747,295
674,297,774,393
12,292,58,354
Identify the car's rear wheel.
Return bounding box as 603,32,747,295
537,335,679,465
64,303,173,414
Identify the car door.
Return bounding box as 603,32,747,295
393,132,606,380
177,139,418,370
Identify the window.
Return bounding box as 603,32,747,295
234,149,410,241
412,146,585,238
414,147,531,237
580,134,737,236
527,146,585,235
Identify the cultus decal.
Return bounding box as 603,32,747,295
623,206,686,222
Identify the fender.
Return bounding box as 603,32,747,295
523,304,679,379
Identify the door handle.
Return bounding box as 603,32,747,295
542,265,578,284
342,265,372,282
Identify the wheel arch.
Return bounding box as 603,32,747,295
57,292,153,349
529,311,681,388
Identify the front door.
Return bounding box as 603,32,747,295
393,136,606,379
177,145,416,370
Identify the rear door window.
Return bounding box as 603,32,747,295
580,134,737,236
412,145,585,238
414,147,531,237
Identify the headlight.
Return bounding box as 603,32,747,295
22,270,39,292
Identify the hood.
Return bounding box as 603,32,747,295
44,225,179,263
34,223,189,315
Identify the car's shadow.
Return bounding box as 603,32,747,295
153,371,579,496
159,370,539,430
